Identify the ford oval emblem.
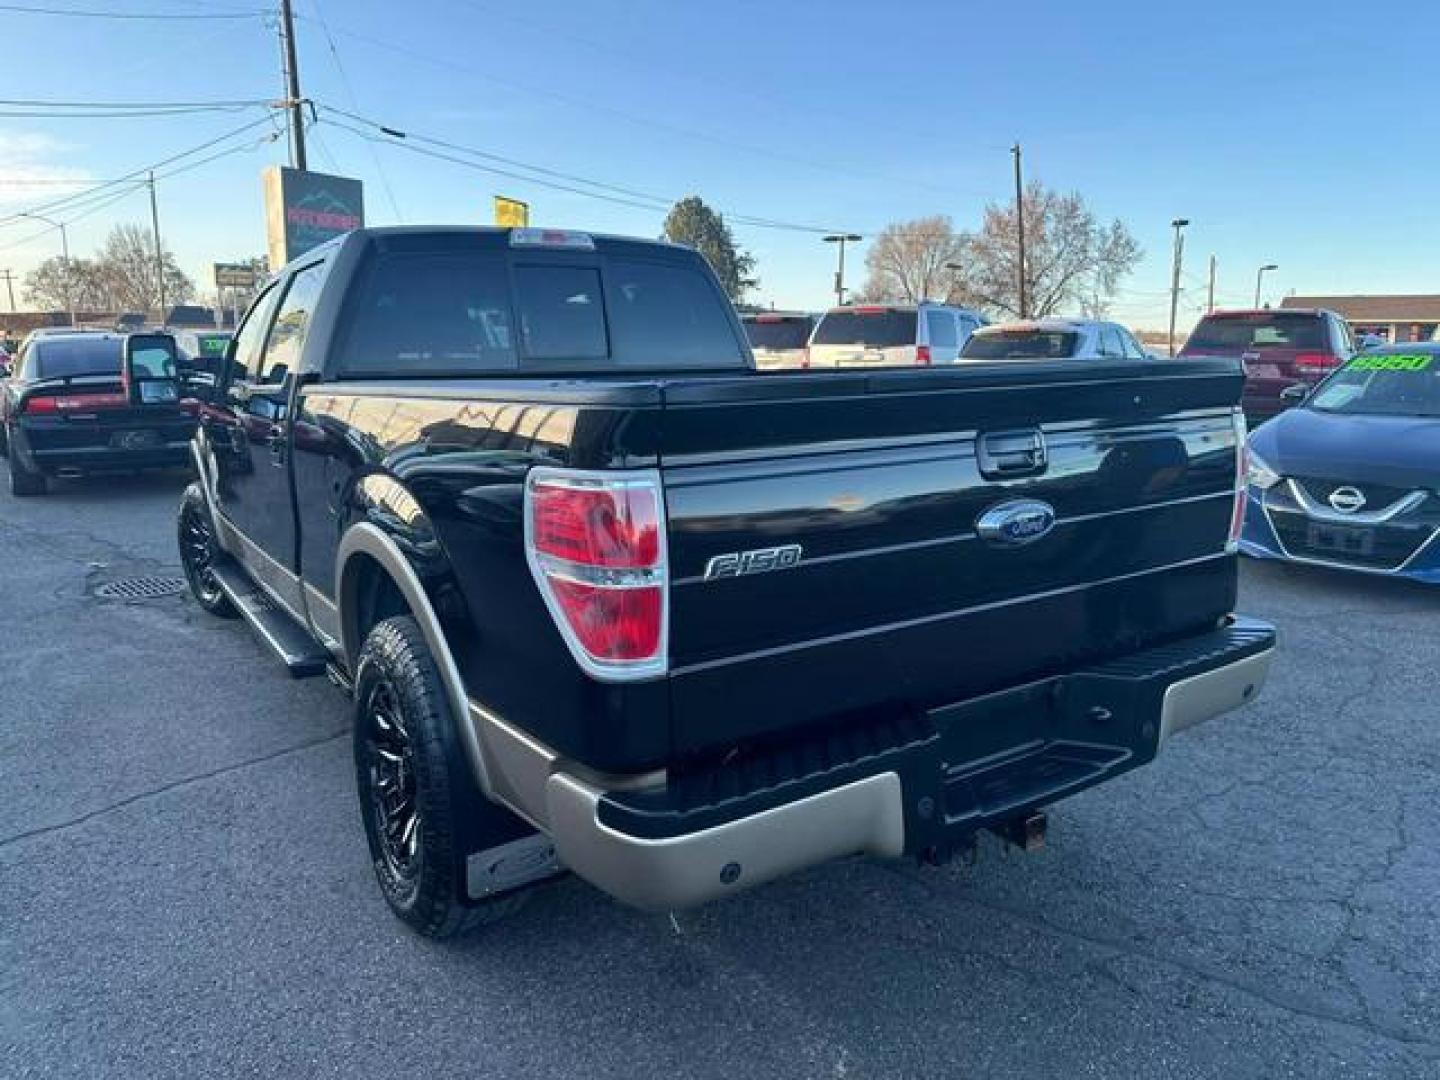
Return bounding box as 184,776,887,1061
976,499,1057,547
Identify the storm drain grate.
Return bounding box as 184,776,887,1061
95,576,186,601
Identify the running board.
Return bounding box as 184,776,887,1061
210,560,329,678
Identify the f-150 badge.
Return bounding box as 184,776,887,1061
703,544,804,581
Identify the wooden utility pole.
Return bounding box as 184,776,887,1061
1012,143,1027,318
149,172,167,323
1207,254,1216,314
279,0,307,171
0,269,15,312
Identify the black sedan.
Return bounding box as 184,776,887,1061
1240,344,1440,582
0,332,197,497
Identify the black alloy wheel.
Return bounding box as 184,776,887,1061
177,483,236,616
362,677,422,885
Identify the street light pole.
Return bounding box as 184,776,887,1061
823,233,861,307
1012,143,1027,319
1167,218,1189,357
1254,264,1278,309
22,212,73,327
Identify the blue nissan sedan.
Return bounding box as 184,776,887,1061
1240,344,1440,583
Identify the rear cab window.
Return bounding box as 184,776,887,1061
1183,313,1328,353
33,337,121,379
811,308,918,348
332,233,746,377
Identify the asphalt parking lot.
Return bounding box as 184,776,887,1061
2,471,1437,1079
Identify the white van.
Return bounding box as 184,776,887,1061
806,302,986,368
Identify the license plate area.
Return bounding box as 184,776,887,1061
110,429,159,450
1306,522,1374,556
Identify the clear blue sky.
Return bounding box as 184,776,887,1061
0,0,1432,329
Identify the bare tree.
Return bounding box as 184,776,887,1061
23,256,106,312
960,182,1141,318
92,224,196,313
858,216,968,304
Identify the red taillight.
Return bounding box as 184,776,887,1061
22,391,128,415
526,470,667,676
1228,410,1249,553
800,347,810,368
1293,351,1340,373
916,345,932,365
547,579,662,662
531,481,659,568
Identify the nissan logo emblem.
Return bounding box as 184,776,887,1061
1327,486,1367,514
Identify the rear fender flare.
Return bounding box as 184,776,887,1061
335,522,493,797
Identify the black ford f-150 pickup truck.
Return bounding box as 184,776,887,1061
179,226,1275,937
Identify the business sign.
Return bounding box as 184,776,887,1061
263,165,365,269
213,262,259,289
493,195,529,228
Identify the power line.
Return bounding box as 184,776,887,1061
0,115,277,229
0,96,274,108
305,0,402,220
317,23,999,202
0,2,265,18
0,128,281,258
0,105,268,118
320,109,843,236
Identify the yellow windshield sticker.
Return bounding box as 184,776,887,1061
1348,354,1434,372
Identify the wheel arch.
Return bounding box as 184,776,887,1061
335,522,493,795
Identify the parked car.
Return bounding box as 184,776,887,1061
178,225,1272,938
1179,308,1357,422
0,331,196,496
806,302,985,367
741,311,814,369
962,319,1151,361
1240,345,1440,583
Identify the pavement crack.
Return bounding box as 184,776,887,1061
948,890,1440,1052
0,728,348,850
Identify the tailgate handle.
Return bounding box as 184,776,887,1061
978,429,1048,478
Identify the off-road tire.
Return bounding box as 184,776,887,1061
177,483,236,617
354,615,530,938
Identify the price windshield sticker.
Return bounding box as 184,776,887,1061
1347,354,1434,372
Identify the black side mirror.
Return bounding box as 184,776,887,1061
124,333,181,405
1279,383,1309,404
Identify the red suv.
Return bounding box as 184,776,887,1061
1178,308,1356,423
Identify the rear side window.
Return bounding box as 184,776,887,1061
925,310,957,349
338,253,517,376
812,309,918,348
260,262,326,384
33,337,121,379
514,265,607,361
606,258,744,368
1184,313,1328,352
231,284,282,382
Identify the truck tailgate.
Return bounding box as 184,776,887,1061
659,360,1245,757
